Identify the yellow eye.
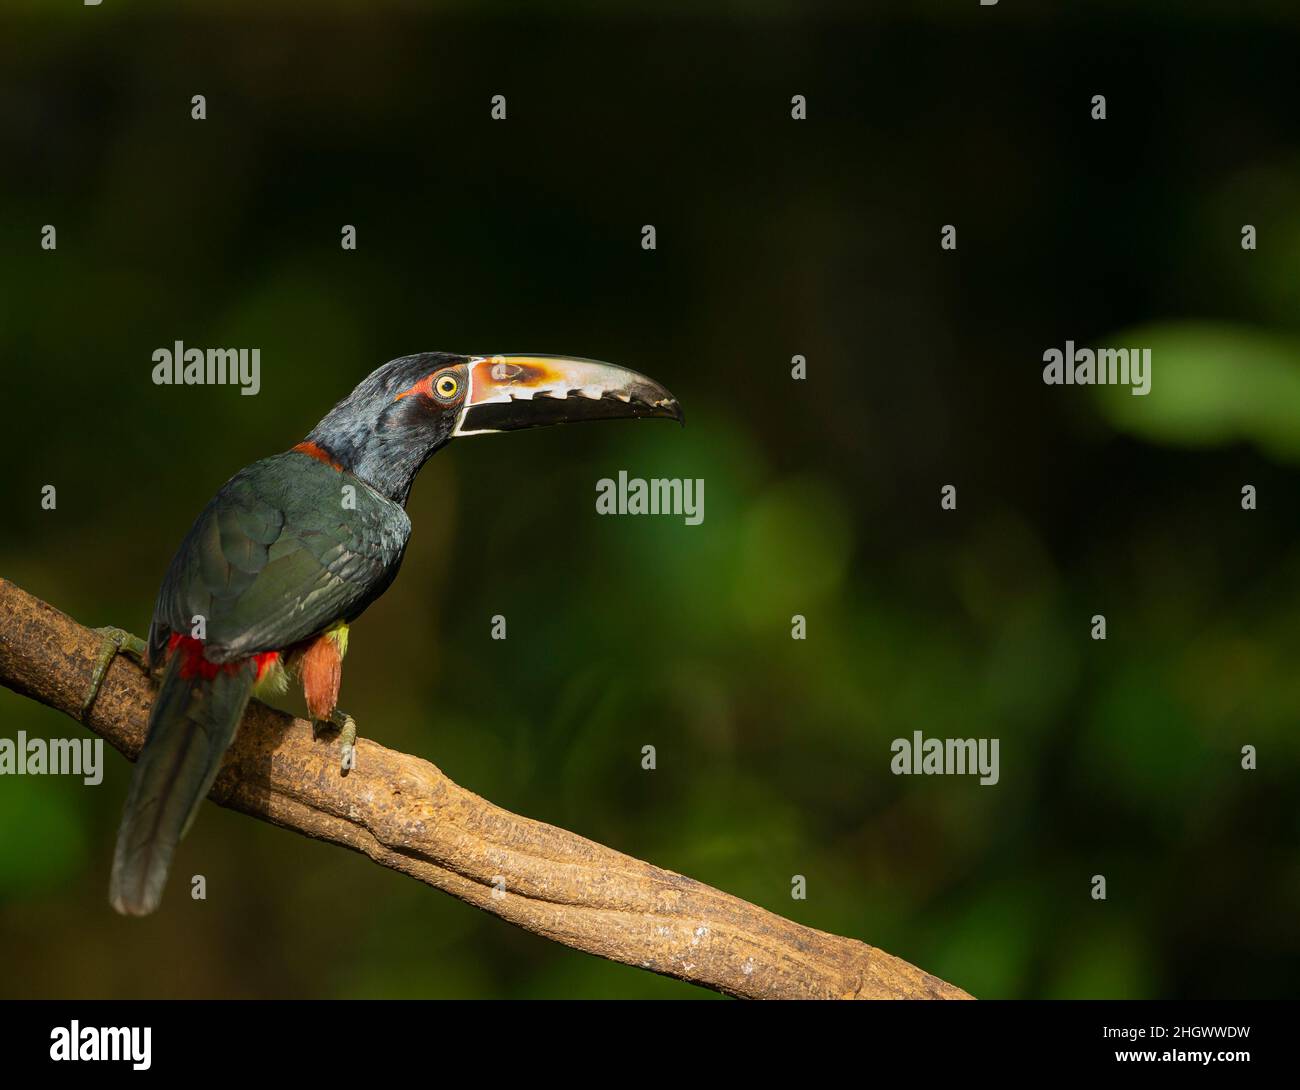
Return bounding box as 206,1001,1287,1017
434,374,459,399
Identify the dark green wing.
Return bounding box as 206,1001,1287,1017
148,452,411,664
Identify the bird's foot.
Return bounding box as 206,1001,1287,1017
81,626,148,719
314,708,357,774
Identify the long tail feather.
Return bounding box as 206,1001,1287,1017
109,651,255,916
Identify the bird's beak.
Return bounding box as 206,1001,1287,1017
453,355,683,436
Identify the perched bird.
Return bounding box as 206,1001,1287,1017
97,353,681,916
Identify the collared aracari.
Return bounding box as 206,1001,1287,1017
102,353,681,916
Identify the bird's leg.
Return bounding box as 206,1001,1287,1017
81,626,148,718
313,708,357,773
300,627,353,773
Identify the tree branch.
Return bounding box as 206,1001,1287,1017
0,577,970,1000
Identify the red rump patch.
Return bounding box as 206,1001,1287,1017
167,633,279,682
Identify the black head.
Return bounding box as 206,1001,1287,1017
302,352,682,504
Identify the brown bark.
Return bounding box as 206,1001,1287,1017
0,576,971,1000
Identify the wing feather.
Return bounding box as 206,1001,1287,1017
148,453,410,664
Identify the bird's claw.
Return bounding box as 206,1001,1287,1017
82,626,148,718
316,708,357,774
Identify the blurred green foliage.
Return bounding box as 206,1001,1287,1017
1096,323,1300,460
1,6,1299,999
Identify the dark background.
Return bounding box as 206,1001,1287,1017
2,2,1299,998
